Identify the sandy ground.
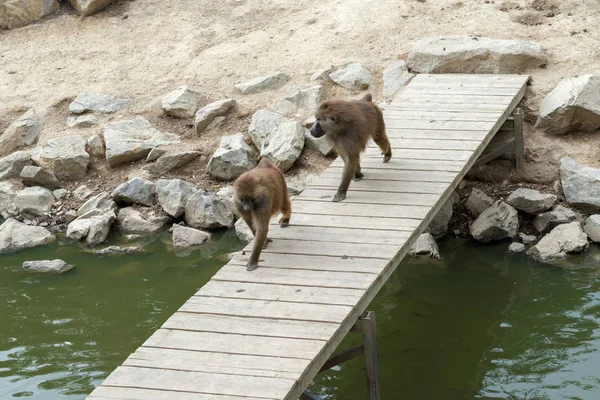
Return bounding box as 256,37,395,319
1,0,600,192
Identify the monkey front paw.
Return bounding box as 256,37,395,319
246,261,259,271
353,172,364,182
383,152,392,163
263,238,272,249
333,191,346,202
279,217,290,227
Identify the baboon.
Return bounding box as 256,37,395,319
309,93,391,202
233,158,291,271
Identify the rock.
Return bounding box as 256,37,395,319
68,114,98,128
409,233,440,259
184,191,234,229
0,218,54,253
117,207,172,234
519,233,537,244
194,98,236,134
0,180,22,218
0,108,46,157
69,92,132,114
155,179,199,218
311,66,334,81
143,151,201,175
73,185,93,201
22,259,73,274
527,222,588,263
172,224,211,248
465,188,494,217
234,218,254,243
31,135,89,181
103,118,180,167
146,148,166,162
304,130,333,156
508,242,526,253
77,192,116,217
15,186,55,217
286,172,314,196
216,186,236,217
584,215,600,243
248,110,304,171
234,72,287,94
20,166,61,190
470,201,519,243
64,209,77,223
66,211,115,245
68,0,116,16
161,86,199,118
207,133,256,180
275,86,322,116
86,135,105,158
95,245,140,255
426,196,455,238
112,177,155,206
329,62,372,90
406,36,548,74
506,188,556,214
382,61,414,100
559,157,600,213
536,75,600,135
533,205,583,233
0,151,33,181
1,0,58,29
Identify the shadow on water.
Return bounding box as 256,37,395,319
2,233,600,399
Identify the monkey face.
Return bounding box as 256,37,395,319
310,110,338,138
309,119,326,138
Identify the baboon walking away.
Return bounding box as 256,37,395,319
233,158,292,271
309,93,391,202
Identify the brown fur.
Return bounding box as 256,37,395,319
309,93,391,202
233,158,291,271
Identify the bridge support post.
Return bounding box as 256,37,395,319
513,107,524,177
300,311,381,400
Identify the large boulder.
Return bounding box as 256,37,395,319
69,92,131,114
103,118,180,167
536,75,600,135
0,181,21,219
20,166,61,190
155,179,199,218
0,218,54,253
117,207,172,234
77,192,116,217
329,62,372,90
527,222,588,263
207,133,256,180
248,110,304,171
275,86,322,116
67,211,115,245
234,218,254,243
184,190,234,229
68,115,98,128
465,188,494,217
143,151,201,175
22,259,74,274
534,205,582,233
194,99,236,134
0,0,58,29
406,36,548,74
234,72,287,94
31,135,89,181
470,201,519,243
506,188,556,214
382,61,414,100
112,177,156,206
68,0,116,16
161,86,199,118
583,215,600,243
559,157,600,213
14,186,55,217
0,108,46,157
0,151,33,181
409,233,440,259
172,224,211,248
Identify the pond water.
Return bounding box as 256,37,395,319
2,233,600,399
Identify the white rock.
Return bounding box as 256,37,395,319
68,0,116,16
507,188,557,214
22,259,73,274
527,222,589,263
143,151,201,175
117,207,172,234
73,185,93,201
426,195,455,238
194,99,236,134
406,36,548,74
382,61,414,100
519,233,537,244
208,133,256,180
86,135,105,157
184,191,234,229
1,0,58,29
0,107,46,157
146,148,166,162
559,157,600,213
329,63,372,90
276,86,322,115
15,186,55,217
470,201,519,243
103,118,180,167
508,242,526,253
304,130,333,156
0,151,34,181
234,72,287,94
583,215,600,243
311,66,334,81
31,135,89,181
112,177,155,206
0,180,22,218
155,179,199,218
68,115,98,128
465,188,494,217
20,166,61,190
161,86,199,118
172,224,211,248
216,186,236,217
69,92,132,114
234,218,254,243
0,218,54,253
76,192,116,217
66,211,115,245
409,233,440,259
534,205,581,233
536,75,600,135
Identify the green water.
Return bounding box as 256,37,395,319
2,234,600,399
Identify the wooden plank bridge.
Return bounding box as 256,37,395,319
86,73,529,400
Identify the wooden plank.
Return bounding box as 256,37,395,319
290,200,432,219
308,176,450,191
180,296,353,323
102,366,293,399
195,280,367,306
401,86,523,96
384,111,500,121
377,137,482,151
161,313,340,340
287,213,422,231
266,224,411,245
384,119,495,131
322,167,457,183
299,187,442,206
385,102,506,112
411,74,527,84
392,94,515,104
384,128,488,141
406,81,525,89
88,386,263,400
329,156,465,172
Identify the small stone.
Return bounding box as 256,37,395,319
117,207,172,234
77,192,116,217
559,157,600,213
234,72,287,94
69,92,132,114
426,195,455,238
95,245,141,255
304,130,333,156
146,148,166,162
68,115,98,128
409,233,440,259
329,63,372,90
161,86,200,118
143,151,201,175
194,99,236,134
52,188,67,200
382,61,414,100
534,205,581,233
155,179,199,218
20,166,61,190
311,66,334,81
276,86,322,116
208,133,256,180
172,224,211,248
0,218,55,253
584,215,600,243
470,201,519,243
184,191,234,229
0,108,46,157
527,221,588,263
73,185,93,201
22,259,73,274
1,0,58,29
30,135,89,181
506,188,557,214
112,177,156,206
0,151,34,181
465,188,494,217
519,233,537,244
68,0,116,16
86,135,105,158
64,210,77,223
508,242,526,253
15,186,55,217
234,218,254,243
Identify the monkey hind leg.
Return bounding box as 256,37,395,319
353,163,364,181
372,108,392,163
279,186,292,227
